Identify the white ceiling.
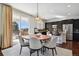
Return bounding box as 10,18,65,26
8,3,79,21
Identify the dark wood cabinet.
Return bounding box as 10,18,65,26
73,33,79,41
73,19,79,41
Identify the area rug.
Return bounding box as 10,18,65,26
2,39,72,56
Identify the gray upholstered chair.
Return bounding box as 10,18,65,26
19,36,29,55
29,37,42,56
43,35,57,56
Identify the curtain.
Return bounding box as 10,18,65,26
0,4,2,48
0,4,12,49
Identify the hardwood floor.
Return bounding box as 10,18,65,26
0,40,79,56
58,40,79,56
72,41,79,56
58,40,72,50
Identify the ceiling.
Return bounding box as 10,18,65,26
8,3,79,21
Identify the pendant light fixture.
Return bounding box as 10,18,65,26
35,3,40,21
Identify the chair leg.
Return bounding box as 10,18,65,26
43,47,44,55
37,50,39,56
44,47,46,52
52,49,54,56
54,48,57,55
19,46,22,55
41,48,43,54
30,51,31,56
30,49,32,56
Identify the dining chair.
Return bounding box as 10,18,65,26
29,37,42,56
43,35,57,56
41,34,52,54
18,36,29,55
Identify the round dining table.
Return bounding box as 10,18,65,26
21,34,50,41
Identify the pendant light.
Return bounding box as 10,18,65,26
35,3,40,21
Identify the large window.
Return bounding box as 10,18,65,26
12,9,30,40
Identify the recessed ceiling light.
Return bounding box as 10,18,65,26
67,5,71,7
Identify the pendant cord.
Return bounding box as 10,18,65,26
37,2,38,17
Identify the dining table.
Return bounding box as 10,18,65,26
21,34,50,40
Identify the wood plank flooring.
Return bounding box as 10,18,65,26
58,40,79,56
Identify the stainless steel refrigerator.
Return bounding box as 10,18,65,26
63,24,73,41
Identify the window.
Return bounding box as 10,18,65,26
12,9,30,40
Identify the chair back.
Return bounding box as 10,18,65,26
18,36,25,46
29,36,42,49
47,35,57,47
47,34,52,38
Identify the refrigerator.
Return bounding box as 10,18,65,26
63,24,73,41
